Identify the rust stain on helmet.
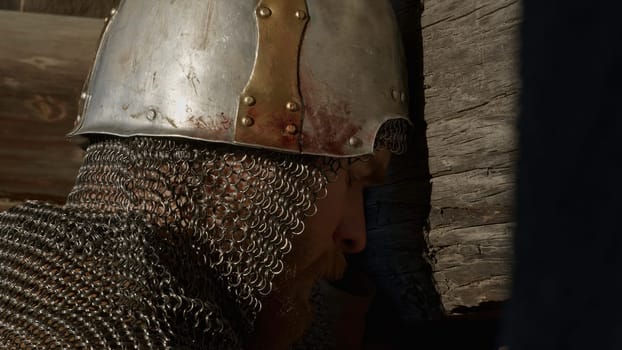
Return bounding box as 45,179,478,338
299,66,361,156
301,101,361,156
187,113,233,140
242,106,300,151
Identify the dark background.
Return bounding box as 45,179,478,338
506,1,622,349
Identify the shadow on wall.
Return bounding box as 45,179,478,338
358,1,510,349
357,0,445,347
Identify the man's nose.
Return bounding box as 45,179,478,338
334,189,367,254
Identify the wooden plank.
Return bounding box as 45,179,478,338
0,11,103,203
0,0,20,11
0,197,22,212
22,0,119,18
421,0,521,312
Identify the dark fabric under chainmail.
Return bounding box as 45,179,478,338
0,120,408,349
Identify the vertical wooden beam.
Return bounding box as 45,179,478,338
421,0,521,312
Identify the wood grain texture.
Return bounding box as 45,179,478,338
0,11,103,204
421,0,521,312
22,0,119,18
0,0,20,11
0,197,22,212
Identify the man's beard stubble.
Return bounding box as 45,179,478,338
248,249,347,349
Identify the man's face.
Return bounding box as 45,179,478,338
293,148,392,282
250,149,392,349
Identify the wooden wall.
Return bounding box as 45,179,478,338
421,0,521,311
0,4,111,211
0,0,119,18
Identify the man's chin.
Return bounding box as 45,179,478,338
249,282,315,350
249,252,347,349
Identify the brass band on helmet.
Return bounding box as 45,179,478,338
69,0,410,157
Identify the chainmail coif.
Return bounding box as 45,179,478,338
0,136,335,349
0,120,408,349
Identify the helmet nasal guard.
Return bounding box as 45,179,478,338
70,0,409,158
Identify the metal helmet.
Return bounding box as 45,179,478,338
69,0,409,158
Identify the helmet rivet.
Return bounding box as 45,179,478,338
257,7,272,18
286,101,299,112
401,92,407,103
391,89,400,101
295,10,307,20
76,114,82,121
146,109,157,120
243,96,256,106
349,136,361,147
285,124,298,135
110,8,117,16
241,116,255,127
80,92,88,99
